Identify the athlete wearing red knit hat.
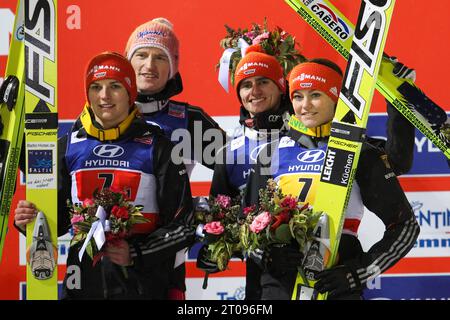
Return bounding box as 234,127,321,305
288,61,342,103
234,44,286,97
85,51,137,106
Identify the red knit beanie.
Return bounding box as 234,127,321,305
85,52,137,106
234,44,285,99
125,18,179,79
288,62,342,103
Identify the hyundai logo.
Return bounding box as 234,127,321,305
93,145,125,158
297,150,326,163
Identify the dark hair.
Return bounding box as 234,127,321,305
308,58,343,76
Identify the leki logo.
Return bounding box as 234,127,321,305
309,1,351,40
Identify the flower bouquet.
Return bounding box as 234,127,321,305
240,179,322,258
194,195,245,272
69,187,149,265
217,17,307,90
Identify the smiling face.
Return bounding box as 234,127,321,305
238,76,283,117
292,89,335,128
88,79,131,129
130,47,170,95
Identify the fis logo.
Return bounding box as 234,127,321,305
24,0,56,106
341,0,392,120
309,1,351,40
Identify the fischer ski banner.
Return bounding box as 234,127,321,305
0,0,26,261
285,0,450,161
24,0,58,300
291,0,395,300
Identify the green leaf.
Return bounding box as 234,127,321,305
74,221,93,233
70,233,86,247
209,240,230,271
272,224,292,244
86,241,94,260
239,223,249,249
217,250,230,271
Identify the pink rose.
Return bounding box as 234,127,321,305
250,212,271,233
245,31,256,40
216,195,231,209
82,198,95,207
70,214,84,233
204,221,225,235
252,32,270,45
70,214,84,225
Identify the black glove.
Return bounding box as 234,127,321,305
389,56,416,82
247,248,265,269
315,265,362,299
265,244,304,277
196,245,220,289
196,244,220,274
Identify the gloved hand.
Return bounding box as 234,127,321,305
389,56,416,82
265,244,304,277
196,244,220,274
315,265,362,299
247,248,265,269
196,244,220,289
